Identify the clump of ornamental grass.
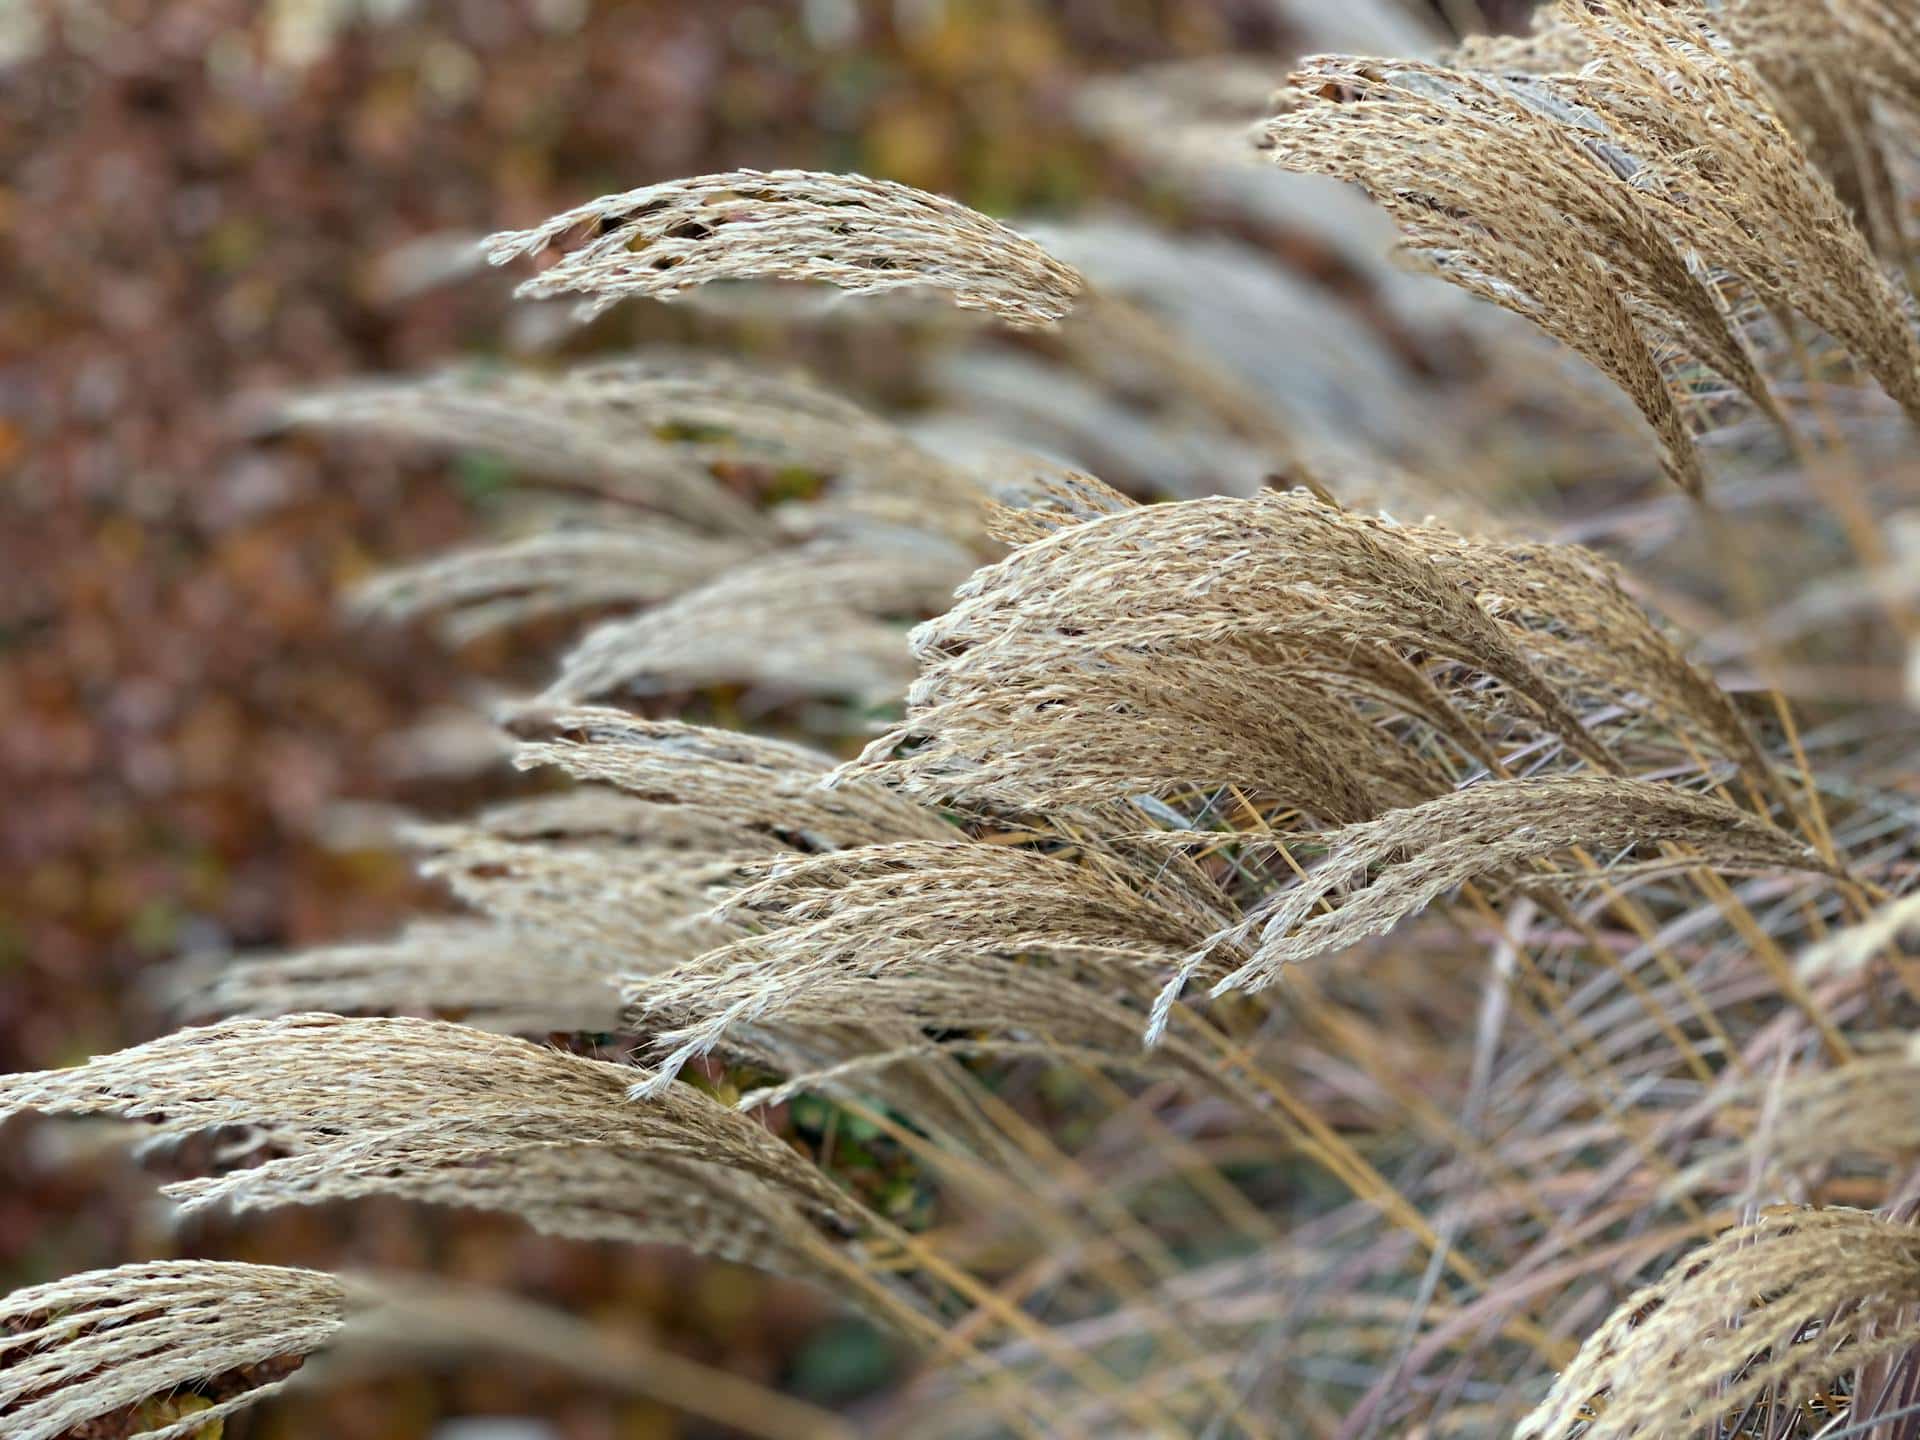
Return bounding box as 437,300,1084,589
11,3,1920,1437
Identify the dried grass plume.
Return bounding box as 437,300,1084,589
485,169,1085,327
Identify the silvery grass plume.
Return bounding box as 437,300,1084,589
630,834,1245,1095
177,710,1013,1156
505,707,957,851
0,1261,350,1440
0,1016,873,1284
1148,774,1838,1040
286,352,904,487
509,353,987,542
0,1261,852,1440
173,785,761,1035
180,713,955,1033
281,352,994,545
1708,0,1908,260
1260,54,1776,493
291,352,996,703
1067,37,1682,505
1553,0,1920,423
350,519,757,645
843,485,1786,828
543,535,976,706
277,358,775,537
483,169,1086,328
1266,0,1920,485
1518,1207,1920,1439
841,488,1630,821
172,916,629,1034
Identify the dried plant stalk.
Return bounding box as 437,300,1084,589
1517,1207,1920,1438
0,1260,348,1440
485,169,1085,328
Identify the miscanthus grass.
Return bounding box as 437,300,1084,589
9,1,1920,1436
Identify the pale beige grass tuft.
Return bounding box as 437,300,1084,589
484,169,1085,328
0,1016,862,1266
0,1260,348,1440
1150,774,1833,1040
1558,0,1920,423
1517,1207,1920,1438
